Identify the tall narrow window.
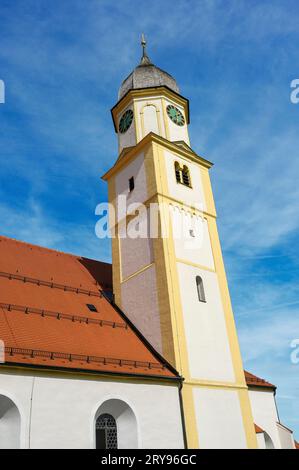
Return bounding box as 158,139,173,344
182,165,191,187
96,413,118,449
175,162,181,183
196,275,206,302
129,176,135,192
174,162,192,187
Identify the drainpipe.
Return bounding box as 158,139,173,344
178,380,188,449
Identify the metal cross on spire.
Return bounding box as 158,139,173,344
140,33,152,66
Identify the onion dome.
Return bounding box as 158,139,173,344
118,34,179,100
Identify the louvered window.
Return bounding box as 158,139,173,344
174,162,191,187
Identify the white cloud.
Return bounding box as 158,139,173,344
0,199,110,262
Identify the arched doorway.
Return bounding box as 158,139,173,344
95,399,138,449
0,395,21,449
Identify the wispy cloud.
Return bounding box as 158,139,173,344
0,0,298,437
0,198,110,262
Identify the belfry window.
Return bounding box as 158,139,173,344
96,413,118,449
196,275,206,302
182,166,191,187
175,162,181,183
174,162,191,188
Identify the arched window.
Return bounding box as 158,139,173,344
196,275,206,302
182,165,191,187
0,395,21,449
175,162,181,183
94,399,138,449
96,413,118,449
174,162,192,187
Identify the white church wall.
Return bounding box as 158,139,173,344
177,262,235,382
120,265,162,354
115,151,148,224
193,387,247,449
256,432,266,449
163,150,207,211
170,207,215,270
276,422,295,449
0,370,184,449
248,389,281,448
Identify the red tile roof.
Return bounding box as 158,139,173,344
0,236,177,379
254,423,264,434
244,370,276,390
295,441,299,449
0,235,280,386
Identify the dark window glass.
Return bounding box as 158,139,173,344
86,304,97,312
96,414,118,449
196,276,206,302
175,162,181,183
129,176,135,192
175,162,191,187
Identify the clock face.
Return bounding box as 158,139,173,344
119,109,134,133
166,105,185,126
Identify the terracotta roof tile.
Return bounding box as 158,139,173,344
244,370,276,390
0,236,280,385
0,236,176,379
254,423,264,434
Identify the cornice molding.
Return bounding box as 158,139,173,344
102,132,213,181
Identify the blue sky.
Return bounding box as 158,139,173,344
0,0,299,438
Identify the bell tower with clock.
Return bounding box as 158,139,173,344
103,36,257,449
111,34,190,155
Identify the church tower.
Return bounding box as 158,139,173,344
103,37,257,449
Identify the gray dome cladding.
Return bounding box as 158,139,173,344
118,63,179,100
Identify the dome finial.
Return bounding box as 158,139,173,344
140,33,152,66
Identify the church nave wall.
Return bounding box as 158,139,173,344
0,370,184,449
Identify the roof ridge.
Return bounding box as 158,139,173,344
0,235,111,266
